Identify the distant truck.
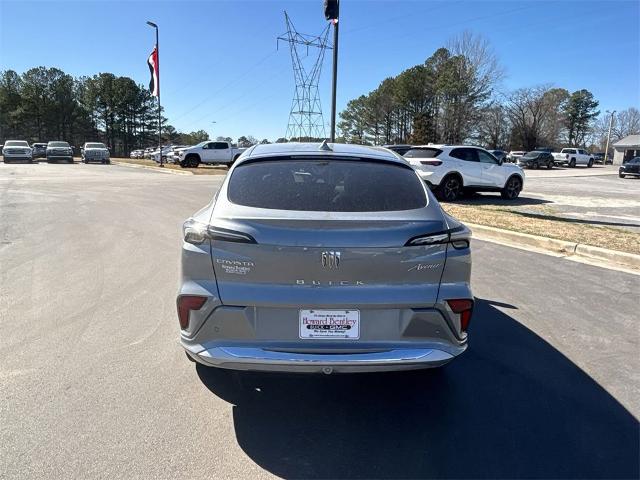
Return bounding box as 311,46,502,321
176,141,246,168
553,148,594,168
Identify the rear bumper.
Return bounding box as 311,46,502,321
47,155,73,161
185,345,459,372
180,303,470,373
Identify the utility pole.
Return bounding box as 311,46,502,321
147,21,162,166
325,0,339,143
604,110,615,166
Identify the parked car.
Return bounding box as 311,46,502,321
177,140,246,168
129,150,142,159
618,157,640,178
46,141,74,163
552,148,594,168
518,151,555,169
2,140,33,163
383,144,414,156
167,145,189,163
179,142,473,373
81,142,110,164
593,152,613,165
404,145,525,201
507,151,526,163
489,150,508,163
32,143,48,159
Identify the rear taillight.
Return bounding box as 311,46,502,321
177,295,207,329
183,218,256,245
420,160,443,166
406,225,471,248
446,299,474,332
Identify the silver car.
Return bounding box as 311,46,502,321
82,142,110,164
179,143,473,373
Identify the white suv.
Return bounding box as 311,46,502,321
404,145,525,201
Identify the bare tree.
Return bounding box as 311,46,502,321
505,85,556,151
447,31,505,142
612,107,640,140
476,104,509,149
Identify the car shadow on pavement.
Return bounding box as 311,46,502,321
196,299,639,479
453,194,551,206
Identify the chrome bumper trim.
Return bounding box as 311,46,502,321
188,346,457,372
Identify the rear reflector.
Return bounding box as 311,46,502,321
177,295,207,330
446,299,474,332
420,160,443,166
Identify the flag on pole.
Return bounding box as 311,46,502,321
147,46,159,97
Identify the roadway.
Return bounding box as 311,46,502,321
1,163,638,479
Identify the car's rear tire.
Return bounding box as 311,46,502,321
569,158,576,168
546,161,553,169
532,161,539,169
436,175,463,202
619,173,625,178
501,175,522,200
587,159,593,168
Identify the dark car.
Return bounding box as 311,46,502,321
490,150,508,163
593,152,613,165
619,157,640,178
518,150,554,169
46,141,74,163
383,144,413,156
32,143,48,159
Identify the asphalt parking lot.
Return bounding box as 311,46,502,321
1,163,638,479
523,165,640,232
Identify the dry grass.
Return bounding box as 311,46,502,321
442,202,640,256
113,158,229,175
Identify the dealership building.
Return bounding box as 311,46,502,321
612,134,640,164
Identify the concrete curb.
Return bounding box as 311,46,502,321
467,222,640,270
113,161,193,175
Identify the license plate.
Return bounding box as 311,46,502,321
299,309,360,340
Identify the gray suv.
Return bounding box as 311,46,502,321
178,143,473,373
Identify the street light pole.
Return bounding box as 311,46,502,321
329,18,339,143
604,110,615,166
147,21,162,167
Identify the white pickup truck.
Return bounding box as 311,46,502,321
552,148,594,168
176,141,246,168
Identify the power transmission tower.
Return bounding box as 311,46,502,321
277,12,331,141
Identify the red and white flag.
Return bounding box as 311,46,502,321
147,46,159,97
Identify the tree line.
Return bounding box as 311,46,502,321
0,67,210,155
337,32,639,151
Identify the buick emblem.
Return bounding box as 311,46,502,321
321,251,341,269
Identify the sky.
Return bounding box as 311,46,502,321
1,0,638,141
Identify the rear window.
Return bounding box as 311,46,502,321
404,148,442,159
48,142,69,147
85,143,106,149
228,159,427,212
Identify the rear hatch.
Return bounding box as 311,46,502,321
209,156,450,308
